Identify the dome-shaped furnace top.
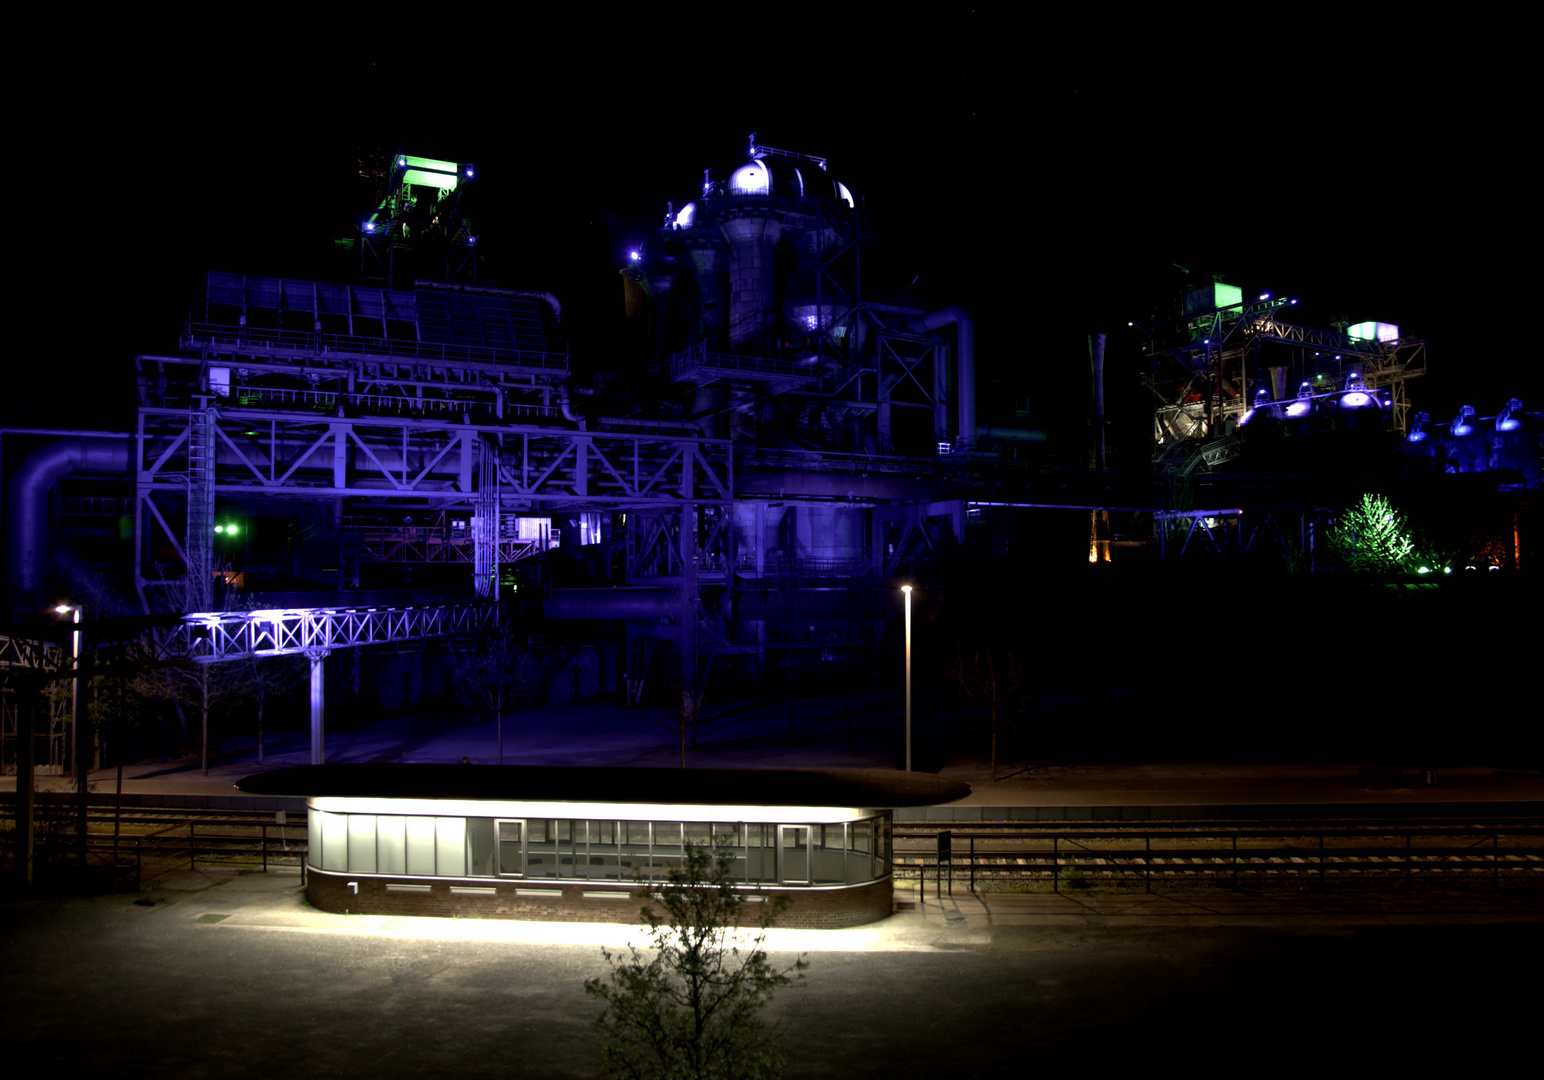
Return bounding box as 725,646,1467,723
728,161,772,196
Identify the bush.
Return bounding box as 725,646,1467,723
585,840,807,1079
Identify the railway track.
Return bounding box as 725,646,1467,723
7,804,1542,891
894,819,1544,892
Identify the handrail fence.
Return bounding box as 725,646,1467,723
894,825,1544,897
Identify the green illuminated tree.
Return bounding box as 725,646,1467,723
585,840,807,1080
1327,493,1416,573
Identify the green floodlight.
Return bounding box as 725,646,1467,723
400,154,460,191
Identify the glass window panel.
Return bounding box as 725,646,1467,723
378,815,407,875
405,816,436,875
813,823,845,884
436,817,466,877
498,821,523,876
347,815,377,873
465,818,495,877
556,819,579,874
651,821,683,881
744,823,774,884
848,820,875,883
583,820,621,879
620,821,650,877
307,809,322,870
779,825,810,884
526,819,556,877
319,810,347,872
713,823,745,883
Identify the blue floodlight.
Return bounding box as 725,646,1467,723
1339,371,1374,409
1407,412,1429,442
1451,405,1476,437
1240,387,1273,427
1496,397,1523,432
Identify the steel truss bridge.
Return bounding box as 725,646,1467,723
2,603,496,767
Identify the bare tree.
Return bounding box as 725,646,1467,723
652,639,711,768
129,651,257,776
943,643,1029,781
452,625,553,764
247,655,307,763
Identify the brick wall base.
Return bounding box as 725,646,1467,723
308,870,893,929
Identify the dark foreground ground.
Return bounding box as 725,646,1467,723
3,866,1541,1078
4,649,1541,1076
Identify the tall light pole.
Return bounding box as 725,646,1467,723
901,585,912,772
54,603,86,864
54,604,82,777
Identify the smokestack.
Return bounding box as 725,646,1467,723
1089,333,1107,470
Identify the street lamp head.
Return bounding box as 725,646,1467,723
901,585,912,594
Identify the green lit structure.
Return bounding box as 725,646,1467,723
359,152,477,286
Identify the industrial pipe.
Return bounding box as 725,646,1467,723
905,306,975,447
7,436,133,599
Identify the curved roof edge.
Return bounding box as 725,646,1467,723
236,764,970,809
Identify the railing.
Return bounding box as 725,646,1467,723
0,817,307,888
894,826,1544,897
735,553,872,575
659,342,819,383
183,322,569,372
57,497,134,516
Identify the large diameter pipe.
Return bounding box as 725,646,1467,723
543,588,680,620
413,280,562,324
543,587,889,622
7,436,132,596
905,306,975,447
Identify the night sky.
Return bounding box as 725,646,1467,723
31,22,1527,446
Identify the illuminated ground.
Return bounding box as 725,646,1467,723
5,692,1541,1075
2,865,1540,1078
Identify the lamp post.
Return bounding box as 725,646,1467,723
53,604,82,777
54,603,86,864
901,585,912,773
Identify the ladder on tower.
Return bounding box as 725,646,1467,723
185,405,218,609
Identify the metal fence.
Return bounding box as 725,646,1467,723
895,825,1544,897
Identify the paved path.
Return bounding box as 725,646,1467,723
6,693,1542,809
